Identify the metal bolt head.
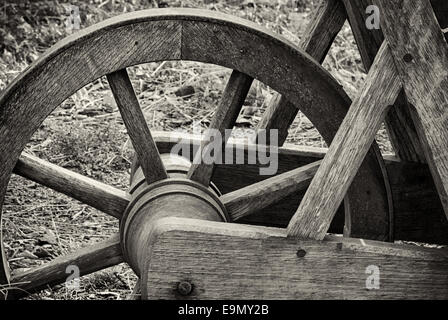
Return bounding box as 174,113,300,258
296,249,307,258
177,281,193,296
403,53,413,63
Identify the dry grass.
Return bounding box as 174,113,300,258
0,0,393,300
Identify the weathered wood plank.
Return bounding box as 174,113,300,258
107,69,168,183
222,161,320,221
287,43,401,240
7,234,122,299
376,0,448,219
13,153,129,219
342,0,425,163
342,0,383,70
188,70,253,185
144,218,448,300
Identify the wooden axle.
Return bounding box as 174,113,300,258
121,154,228,276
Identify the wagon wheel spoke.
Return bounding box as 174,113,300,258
8,234,122,299
256,95,298,145
187,70,253,186
13,153,129,219
222,161,320,221
256,0,346,146
107,69,168,184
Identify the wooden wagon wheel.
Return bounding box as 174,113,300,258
0,8,392,299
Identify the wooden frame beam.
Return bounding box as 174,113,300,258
143,217,448,300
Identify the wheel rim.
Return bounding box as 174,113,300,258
0,8,390,297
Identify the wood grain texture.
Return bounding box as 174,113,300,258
288,43,401,240
201,1,390,241
301,0,347,63
342,0,425,163
155,133,345,231
188,70,253,185
376,0,448,219
107,69,167,183
341,0,383,71
144,218,448,300
13,153,129,219
156,133,448,244
386,160,448,244
122,178,227,275
0,8,386,283
0,9,343,283
8,234,122,299
222,161,320,221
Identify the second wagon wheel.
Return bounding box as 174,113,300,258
0,9,391,299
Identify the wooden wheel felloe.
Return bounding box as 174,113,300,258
0,8,391,298
3,2,447,299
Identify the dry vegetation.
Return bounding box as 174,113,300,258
0,0,393,299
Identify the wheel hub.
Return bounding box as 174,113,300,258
120,154,228,275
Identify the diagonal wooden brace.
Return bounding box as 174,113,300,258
287,0,448,240
287,42,401,240
258,0,392,242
